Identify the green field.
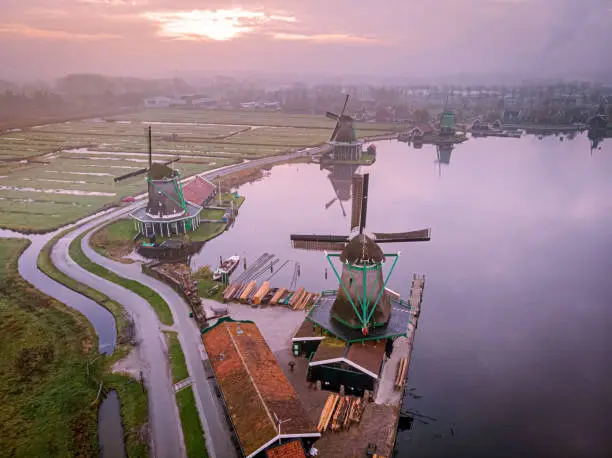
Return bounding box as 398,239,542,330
0,109,397,232
90,218,138,260
164,332,189,384
176,386,208,458
0,238,99,457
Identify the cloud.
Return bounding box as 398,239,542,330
272,32,378,44
0,23,121,40
142,8,296,41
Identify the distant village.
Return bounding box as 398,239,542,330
2,74,612,132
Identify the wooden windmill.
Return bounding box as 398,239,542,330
290,173,431,335
326,94,357,144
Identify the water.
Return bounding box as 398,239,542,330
190,133,612,457
98,391,126,458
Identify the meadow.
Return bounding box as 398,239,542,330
0,109,397,231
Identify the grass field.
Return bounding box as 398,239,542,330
70,230,174,326
0,109,397,232
90,218,138,261
164,332,189,384
0,238,99,457
176,387,208,458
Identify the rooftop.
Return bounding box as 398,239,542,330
202,318,319,458
265,440,307,458
182,176,215,206
309,336,386,379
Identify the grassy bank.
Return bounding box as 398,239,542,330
164,332,189,384
69,230,174,326
0,239,99,457
176,387,208,458
37,227,149,457
90,218,138,261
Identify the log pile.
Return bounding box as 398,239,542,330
394,357,408,390
317,394,365,434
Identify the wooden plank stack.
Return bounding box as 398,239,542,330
317,393,339,433
394,357,408,390
253,281,270,305
269,287,286,305
317,394,365,434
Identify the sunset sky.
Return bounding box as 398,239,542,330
1,0,611,81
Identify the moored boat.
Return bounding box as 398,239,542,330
213,255,240,281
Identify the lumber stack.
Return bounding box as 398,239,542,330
270,287,286,305
317,393,339,433
394,357,408,390
288,287,305,308
317,395,365,434
239,281,256,302
253,281,270,305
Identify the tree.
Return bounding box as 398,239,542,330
413,109,430,123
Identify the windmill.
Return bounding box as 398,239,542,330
322,163,360,218
435,144,454,177
290,173,431,336
325,94,362,161
126,126,200,237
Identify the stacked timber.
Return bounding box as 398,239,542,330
394,357,408,390
239,281,257,302
270,288,286,305
318,395,365,434
289,287,305,308
317,393,339,433
253,281,270,305
293,292,311,311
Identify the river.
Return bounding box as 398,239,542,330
189,133,612,457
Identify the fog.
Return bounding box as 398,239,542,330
1,0,611,82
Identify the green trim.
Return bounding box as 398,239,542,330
365,254,400,325
200,316,254,336
326,254,362,322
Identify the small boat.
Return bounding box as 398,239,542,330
212,255,240,281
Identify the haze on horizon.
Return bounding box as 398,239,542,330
1,0,611,83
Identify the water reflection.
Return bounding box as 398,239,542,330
190,133,611,457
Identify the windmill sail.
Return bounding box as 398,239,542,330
373,229,431,243
326,94,350,142
290,234,348,252
350,174,363,231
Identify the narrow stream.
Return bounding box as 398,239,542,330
98,391,126,458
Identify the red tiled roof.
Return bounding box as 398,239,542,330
182,176,215,206
202,319,318,457
265,440,307,458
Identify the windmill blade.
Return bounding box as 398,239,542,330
290,234,348,252
330,121,341,142
325,198,337,210
114,167,149,183
114,157,180,183
291,239,347,252
340,94,350,117
373,228,431,243
338,198,347,218
360,173,369,234
326,111,339,120
350,174,364,231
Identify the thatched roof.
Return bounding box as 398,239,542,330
333,120,358,143
149,162,175,180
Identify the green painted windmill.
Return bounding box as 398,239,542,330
290,173,431,336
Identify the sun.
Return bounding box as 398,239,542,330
143,8,293,41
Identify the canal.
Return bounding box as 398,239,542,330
192,133,612,457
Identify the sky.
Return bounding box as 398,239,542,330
0,0,611,82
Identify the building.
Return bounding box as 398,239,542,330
202,318,320,458
181,176,217,207
129,163,203,237
144,96,176,108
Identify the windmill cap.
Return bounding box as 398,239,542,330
340,234,384,264
149,163,175,180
